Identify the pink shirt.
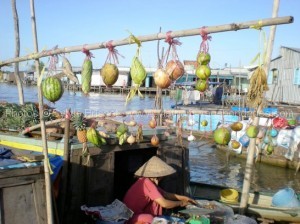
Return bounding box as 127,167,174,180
123,177,164,215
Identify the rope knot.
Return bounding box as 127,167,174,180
199,26,212,53
104,40,124,64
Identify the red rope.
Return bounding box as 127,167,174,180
163,31,182,65
82,45,94,60
199,26,212,53
104,40,124,64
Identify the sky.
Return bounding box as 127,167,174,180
0,0,299,71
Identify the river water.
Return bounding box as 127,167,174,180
1,83,300,193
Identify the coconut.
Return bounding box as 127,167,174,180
166,60,184,81
213,127,231,145
101,63,119,87
197,52,211,65
154,69,172,89
230,122,243,132
195,65,211,79
231,140,241,149
246,125,259,138
195,79,208,92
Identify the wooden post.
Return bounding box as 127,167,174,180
60,108,71,223
11,0,24,105
29,0,54,223
239,0,280,215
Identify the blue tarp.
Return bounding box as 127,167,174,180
0,147,63,182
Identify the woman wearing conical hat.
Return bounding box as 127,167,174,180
123,156,197,224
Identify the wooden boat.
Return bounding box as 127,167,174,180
189,181,300,222
0,131,84,156
217,144,300,171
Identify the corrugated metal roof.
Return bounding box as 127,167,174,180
282,46,300,53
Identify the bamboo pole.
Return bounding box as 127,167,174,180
239,0,280,215
29,0,54,223
0,16,293,67
20,108,284,135
11,0,24,105
60,108,71,223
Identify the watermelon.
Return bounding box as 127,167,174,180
42,77,64,103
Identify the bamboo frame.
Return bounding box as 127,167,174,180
0,16,293,67
29,0,54,223
21,108,283,135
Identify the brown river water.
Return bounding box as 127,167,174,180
1,83,300,193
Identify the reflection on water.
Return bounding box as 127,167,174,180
1,83,300,192
189,141,300,192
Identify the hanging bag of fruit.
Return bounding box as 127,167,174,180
126,33,147,104
195,27,212,93
101,40,123,87
81,48,94,95
41,49,65,104
154,31,184,88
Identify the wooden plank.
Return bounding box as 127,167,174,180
2,184,38,223
0,166,43,179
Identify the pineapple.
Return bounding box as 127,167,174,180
71,112,87,143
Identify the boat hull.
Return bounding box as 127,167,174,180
189,181,300,222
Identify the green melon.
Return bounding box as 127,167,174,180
101,63,119,87
42,77,64,103
213,127,231,145
195,65,211,79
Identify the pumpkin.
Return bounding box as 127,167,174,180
42,76,64,103
154,69,172,89
213,127,231,145
101,63,119,87
166,60,184,81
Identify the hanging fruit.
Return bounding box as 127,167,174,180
188,131,196,141
195,65,211,79
195,79,208,92
230,122,243,132
213,127,231,145
101,63,119,87
149,117,157,129
126,33,147,103
101,41,123,87
154,69,172,89
197,52,211,65
80,49,94,95
231,140,241,149
127,134,136,145
246,125,259,138
166,60,184,81
42,76,64,103
151,135,159,146
201,120,208,127
87,123,106,147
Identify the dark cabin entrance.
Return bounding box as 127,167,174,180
113,147,157,201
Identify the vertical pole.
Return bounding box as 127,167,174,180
239,0,280,215
60,108,71,223
29,0,54,223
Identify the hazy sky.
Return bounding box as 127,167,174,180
0,0,299,70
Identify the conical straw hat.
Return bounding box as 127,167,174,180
134,156,176,177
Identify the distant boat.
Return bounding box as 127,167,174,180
189,181,300,222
